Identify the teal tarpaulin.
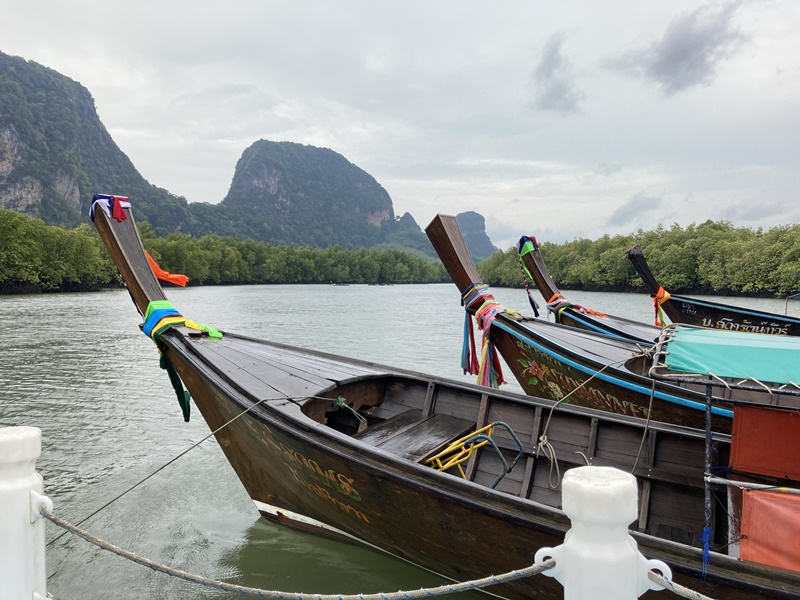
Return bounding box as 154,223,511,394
664,326,800,385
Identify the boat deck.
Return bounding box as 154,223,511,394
168,327,717,547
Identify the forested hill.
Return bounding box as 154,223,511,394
0,52,194,234
0,51,500,258
185,140,434,253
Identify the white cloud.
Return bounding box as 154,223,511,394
2,0,799,246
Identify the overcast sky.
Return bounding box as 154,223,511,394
3,1,799,248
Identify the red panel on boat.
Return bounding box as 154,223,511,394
730,406,800,480
740,489,800,571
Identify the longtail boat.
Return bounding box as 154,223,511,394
517,234,659,343
90,195,800,599
625,244,800,335
425,215,800,433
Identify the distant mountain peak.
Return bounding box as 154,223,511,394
0,50,193,233
217,139,396,248
456,211,498,260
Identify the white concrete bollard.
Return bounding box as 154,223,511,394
535,466,671,600
0,426,51,600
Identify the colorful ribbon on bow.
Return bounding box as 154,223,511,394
652,286,671,326
89,193,130,222
516,236,541,317
145,251,189,287
461,284,519,388
142,301,222,421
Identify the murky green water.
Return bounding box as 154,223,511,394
1,284,796,598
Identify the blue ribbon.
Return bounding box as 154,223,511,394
142,307,183,337
699,526,712,579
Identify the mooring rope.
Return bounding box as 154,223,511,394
40,507,715,600
534,357,626,488
630,377,657,474
41,507,553,598
47,394,341,548
647,571,717,600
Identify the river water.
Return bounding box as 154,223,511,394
1,284,797,599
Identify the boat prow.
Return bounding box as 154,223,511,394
625,243,800,336
88,197,800,599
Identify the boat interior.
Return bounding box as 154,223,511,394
184,328,723,551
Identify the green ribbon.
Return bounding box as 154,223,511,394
517,239,536,281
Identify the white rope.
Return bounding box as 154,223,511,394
41,509,553,598
42,509,716,600
648,571,717,600
737,376,772,394
48,394,342,548
535,358,629,488
630,377,657,474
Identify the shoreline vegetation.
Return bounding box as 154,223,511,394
2,208,799,297
0,208,448,294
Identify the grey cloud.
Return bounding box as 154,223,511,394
596,163,623,177
719,198,786,222
531,32,585,114
612,2,748,94
606,192,663,227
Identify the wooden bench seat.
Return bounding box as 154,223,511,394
355,409,475,462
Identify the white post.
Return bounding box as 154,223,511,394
0,426,51,600
535,466,671,600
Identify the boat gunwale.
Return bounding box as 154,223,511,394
162,325,721,443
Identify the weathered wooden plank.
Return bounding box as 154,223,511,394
486,403,537,445
465,393,492,482
475,451,526,487
384,380,429,410
181,338,327,399
219,335,382,381
594,421,648,465
354,409,424,446
379,413,475,462
536,412,593,456
431,386,482,421
520,456,536,499
362,402,409,421
647,481,706,537
652,434,706,479
422,381,437,417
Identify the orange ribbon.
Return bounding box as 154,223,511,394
145,251,189,287
653,286,671,326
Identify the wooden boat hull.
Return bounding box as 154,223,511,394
625,244,800,336
90,199,800,599
159,329,799,599
160,330,796,599
163,341,566,599
488,314,732,432
426,215,742,432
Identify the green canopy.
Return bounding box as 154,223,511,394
664,326,800,385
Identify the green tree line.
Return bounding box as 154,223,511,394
478,220,800,297
0,209,447,293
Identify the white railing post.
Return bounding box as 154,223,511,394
535,466,671,600
0,426,50,600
